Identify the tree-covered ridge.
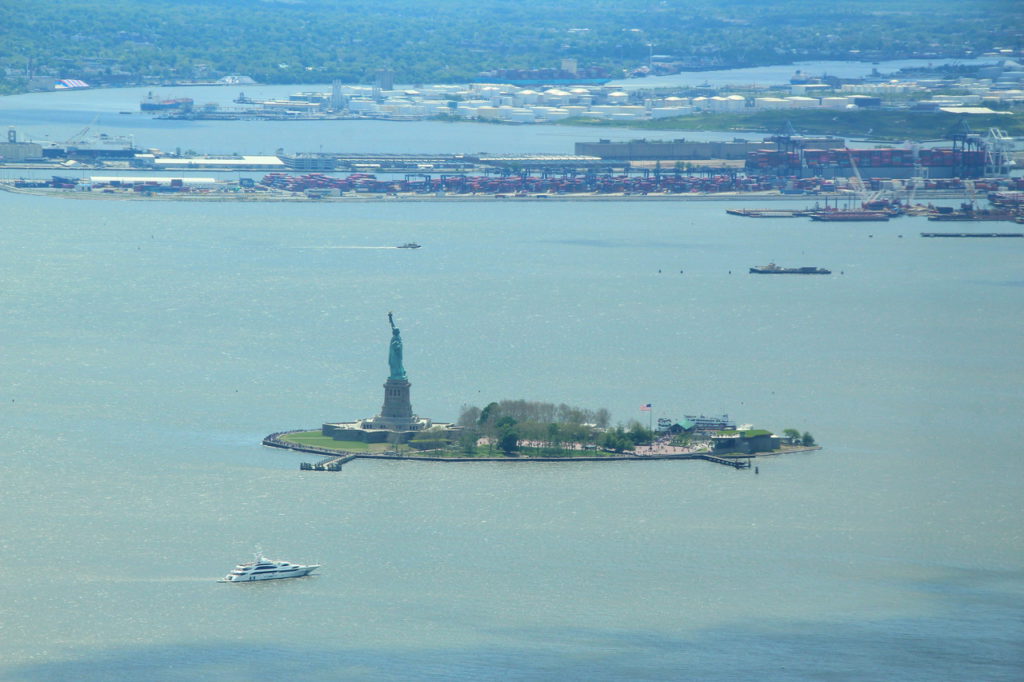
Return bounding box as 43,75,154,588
1,0,1019,91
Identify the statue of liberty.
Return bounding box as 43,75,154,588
387,312,406,381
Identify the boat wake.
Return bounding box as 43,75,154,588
77,576,215,584
292,245,397,250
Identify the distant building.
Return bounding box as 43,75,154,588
151,155,285,171
0,129,43,162
575,138,762,161
374,68,395,92
712,431,780,454
0,141,43,162
684,414,736,431
280,153,339,171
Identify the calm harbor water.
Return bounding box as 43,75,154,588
0,85,1022,680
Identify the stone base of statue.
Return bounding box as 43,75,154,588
371,378,415,430
322,414,441,444
322,378,447,444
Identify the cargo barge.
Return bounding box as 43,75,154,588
140,93,194,112
749,264,831,275
927,211,1018,222
809,210,891,222
726,208,811,218
920,232,1023,238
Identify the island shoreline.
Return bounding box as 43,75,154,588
262,430,823,464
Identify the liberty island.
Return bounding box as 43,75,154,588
263,312,819,467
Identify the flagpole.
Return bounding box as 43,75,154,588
641,403,653,434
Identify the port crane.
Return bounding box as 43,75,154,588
62,115,100,146
964,179,978,210
845,148,882,206
984,128,1015,176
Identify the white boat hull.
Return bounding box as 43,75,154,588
220,555,320,582
222,567,317,582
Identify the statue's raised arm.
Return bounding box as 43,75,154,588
387,312,406,381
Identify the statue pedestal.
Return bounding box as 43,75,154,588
370,378,416,431
322,375,440,443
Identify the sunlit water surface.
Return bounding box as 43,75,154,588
0,88,1021,680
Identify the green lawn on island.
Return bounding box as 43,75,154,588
279,431,390,453
277,431,627,458
717,429,773,438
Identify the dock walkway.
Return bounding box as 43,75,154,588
299,454,358,471
695,454,751,469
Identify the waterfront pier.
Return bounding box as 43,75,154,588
695,454,752,469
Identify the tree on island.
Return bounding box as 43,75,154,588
456,429,478,455
600,428,631,453
547,422,562,451
495,416,520,456
627,421,652,446
801,432,816,446
783,428,802,443
477,402,500,428
599,422,654,453
457,404,481,428
458,399,616,456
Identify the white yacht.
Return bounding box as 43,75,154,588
221,552,319,582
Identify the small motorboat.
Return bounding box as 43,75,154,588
397,242,421,249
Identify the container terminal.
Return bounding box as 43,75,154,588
1,120,1020,207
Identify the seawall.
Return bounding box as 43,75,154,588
262,430,821,465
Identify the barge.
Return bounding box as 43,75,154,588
809,210,891,222
749,263,831,275
726,208,810,218
921,232,1023,238
927,212,1018,222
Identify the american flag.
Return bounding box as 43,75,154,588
640,403,651,411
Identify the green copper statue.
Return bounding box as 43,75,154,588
388,312,406,381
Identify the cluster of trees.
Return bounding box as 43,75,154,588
455,399,653,456
1,0,1017,94
782,428,816,447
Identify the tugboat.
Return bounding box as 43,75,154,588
397,242,421,249
749,263,831,275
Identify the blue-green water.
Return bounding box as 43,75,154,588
0,93,1022,680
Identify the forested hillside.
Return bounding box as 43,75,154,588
0,0,1019,92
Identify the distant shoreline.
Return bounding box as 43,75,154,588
0,184,970,203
